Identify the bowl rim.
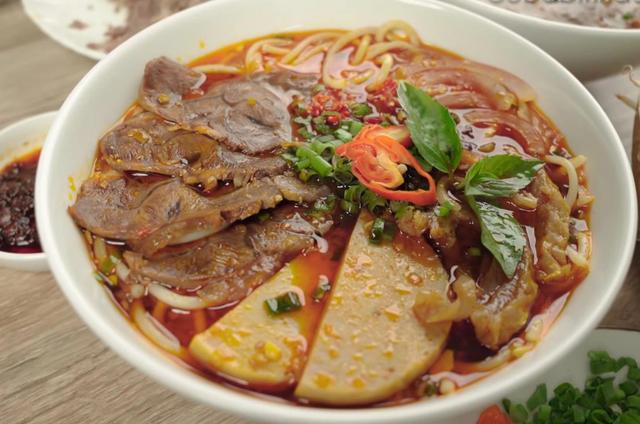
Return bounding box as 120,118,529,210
35,0,638,422
462,0,640,36
0,111,55,270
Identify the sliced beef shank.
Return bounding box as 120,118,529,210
124,207,329,306
139,57,317,154
100,111,288,188
69,172,328,255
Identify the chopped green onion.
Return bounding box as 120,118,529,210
311,195,336,214
390,200,410,219
264,291,303,315
281,151,298,163
312,83,325,94
590,350,621,375
298,168,317,182
334,128,353,142
340,199,359,214
348,120,364,136
99,256,115,275
508,403,528,423
312,275,331,301
297,126,313,139
256,211,271,223
312,115,332,135
296,145,333,177
350,102,372,118
369,218,396,244
467,247,482,257
435,200,454,217
423,381,438,397
527,384,548,412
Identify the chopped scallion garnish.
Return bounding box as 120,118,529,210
264,291,303,315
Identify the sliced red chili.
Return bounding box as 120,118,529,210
336,124,436,206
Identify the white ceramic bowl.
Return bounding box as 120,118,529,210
35,0,637,422
0,111,54,272
446,0,640,81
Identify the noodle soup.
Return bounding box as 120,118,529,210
69,21,593,406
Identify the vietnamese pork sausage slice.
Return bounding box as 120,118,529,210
294,211,451,406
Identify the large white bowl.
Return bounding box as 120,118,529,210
35,0,637,422
446,0,640,81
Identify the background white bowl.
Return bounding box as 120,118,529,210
446,0,640,81
35,0,637,422
0,111,54,272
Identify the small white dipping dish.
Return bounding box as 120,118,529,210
0,111,55,272
35,0,637,422
446,0,640,81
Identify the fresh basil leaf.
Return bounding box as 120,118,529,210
397,81,462,174
468,197,526,278
464,154,544,198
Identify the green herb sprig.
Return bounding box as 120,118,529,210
464,154,543,278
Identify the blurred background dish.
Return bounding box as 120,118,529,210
0,111,55,272
445,0,640,81
22,0,207,60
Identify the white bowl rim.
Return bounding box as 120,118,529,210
35,0,638,422
0,111,55,269
463,0,640,36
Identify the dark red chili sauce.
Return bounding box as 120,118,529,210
0,149,42,254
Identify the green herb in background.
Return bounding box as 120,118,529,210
503,351,640,424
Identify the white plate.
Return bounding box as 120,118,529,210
22,0,127,61
0,111,55,272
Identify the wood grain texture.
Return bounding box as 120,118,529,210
0,0,637,423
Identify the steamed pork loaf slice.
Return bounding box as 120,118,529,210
100,111,287,188
530,170,571,283
294,212,451,406
139,57,317,154
125,207,329,306
190,263,313,389
69,172,328,255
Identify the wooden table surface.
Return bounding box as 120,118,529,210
1,1,638,423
